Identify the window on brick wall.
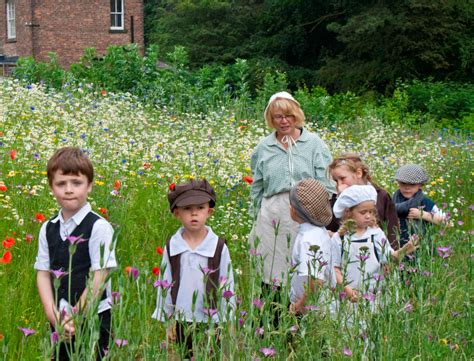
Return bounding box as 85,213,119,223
7,0,16,39
110,0,124,30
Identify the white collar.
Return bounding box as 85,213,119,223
50,203,92,225
169,226,218,257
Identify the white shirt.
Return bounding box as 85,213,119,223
34,203,117,313
152,226,235,323
331,227,392,290
290,223,335,304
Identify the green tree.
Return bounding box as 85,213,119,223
317,1,474,93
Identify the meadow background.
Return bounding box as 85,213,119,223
0,49,472,360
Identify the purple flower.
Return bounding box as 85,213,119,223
252,298,264,309
249,248,261,256
339,291,347,301
343,347,352,356
223,290,234,300
304,305,319,311
201,266,217,275
356,254,369,262
373,273,385,282
153,279,171,289
254,327,264,335
289,325,298,334
404,302,414,313
49,269,69,279
219,276,228,286
260,347,276,357
18,327,36,337
469,205,474,211
363,292,376,302
51,331,59,344
110,291,120,305
457,220,464,226
437,246,451,259
115,338,129,347
239,317,245,327
203,308,217,317
66,235,87,245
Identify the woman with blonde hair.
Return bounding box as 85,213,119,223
249,91,335,317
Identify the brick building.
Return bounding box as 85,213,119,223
0,0,144,70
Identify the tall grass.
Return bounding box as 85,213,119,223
0,78,472,359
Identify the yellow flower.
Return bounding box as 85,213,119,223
8,171,15,177
439,338,449,345
430,181,436,186
184,174,195,180
209,180,215,186
130,171,137,177
95,181,105,186
436,178,444,183
429,190,436,197
245,167,251,173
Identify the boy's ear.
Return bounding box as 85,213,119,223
172,208,180,218
87,182,93,193
208,207,215,216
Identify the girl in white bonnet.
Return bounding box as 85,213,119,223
331,185,417,305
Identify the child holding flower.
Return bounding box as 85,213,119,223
34,147,117,360
331,185,416,304
152,179,235,358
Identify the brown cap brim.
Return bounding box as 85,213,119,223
171,190,215,210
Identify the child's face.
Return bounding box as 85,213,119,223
331,166,364,194
173,203,213,233
349,201,377,229
50,170,92,220
397,182,422,199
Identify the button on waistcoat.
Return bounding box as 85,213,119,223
47,212,102,306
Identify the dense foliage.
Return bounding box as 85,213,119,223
0,79,472,359
12,45,474,131
144,0,473,93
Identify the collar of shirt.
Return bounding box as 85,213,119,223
169,226,219,257
263,127,309,147
50,202,92,226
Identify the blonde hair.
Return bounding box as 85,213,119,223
264,98,305,129
328,152,375,185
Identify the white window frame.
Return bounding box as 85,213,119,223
110,0,124,30
7,0,16,39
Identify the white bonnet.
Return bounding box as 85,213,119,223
264,91,300,122
333,185,377,218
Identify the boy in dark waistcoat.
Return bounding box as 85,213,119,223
34,147,117,360
393,164,446,247
152,179,235,359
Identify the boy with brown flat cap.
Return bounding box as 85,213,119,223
152,179,234,358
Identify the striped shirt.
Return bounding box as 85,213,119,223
250,128,336,211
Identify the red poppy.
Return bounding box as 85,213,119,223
9,150,16,160
156,246,164,255
0,184,7,192
124,266,132,274
0,251,12,264
114,180,121,190
169,183,175,191
152,266,160,276
143,162,151,169
3,237,15,249
35,213,46,223
98,207,108,215
25,234,34,243
239,125,248,130
243,176,253,184
101,89,107,96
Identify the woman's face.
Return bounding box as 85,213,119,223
271,110,297,137
331,166,364,194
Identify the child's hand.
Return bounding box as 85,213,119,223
407,208,422,220
166,324,177,343
344,286,358,303
401,240,418,255
61,314,75,340
290,298,306,315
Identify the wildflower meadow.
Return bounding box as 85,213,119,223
0,78,472,360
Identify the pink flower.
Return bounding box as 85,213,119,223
51,331,59,344
18,327,36,337
404,302,414,313
252,298,264,309
66,235,87,245
437,247,451,259
115,338,128,347
255,327,264,335
49,269,69,279
343,347,352,356
203,308,217,317
153,279,171,289
223,290,234,300
260,347,276,357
